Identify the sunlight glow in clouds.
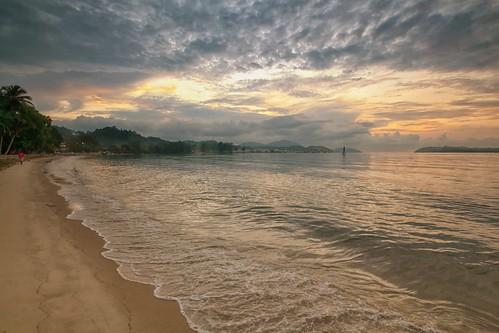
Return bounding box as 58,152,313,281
129,76,221,103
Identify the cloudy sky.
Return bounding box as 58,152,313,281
1,0,498,150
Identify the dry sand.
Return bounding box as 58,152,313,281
0,158,195,333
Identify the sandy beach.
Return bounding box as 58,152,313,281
0,157,194,333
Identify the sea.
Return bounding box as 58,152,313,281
47,153,499,333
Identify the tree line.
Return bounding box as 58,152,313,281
57,125,234,155
0,84,233,155
0,85,61,154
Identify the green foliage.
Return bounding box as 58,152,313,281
0,85,233,154
0,85,61,154
0,85,33,109
0,85,233,155
55,126,234,155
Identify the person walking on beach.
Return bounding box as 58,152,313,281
17,151,25,165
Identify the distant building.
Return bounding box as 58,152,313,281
57,142,68,153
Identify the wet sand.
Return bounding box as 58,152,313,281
0,158,194,333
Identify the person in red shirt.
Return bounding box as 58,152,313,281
17,151,25,165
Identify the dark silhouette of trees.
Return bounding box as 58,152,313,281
0,85,233,155
1,85,33,109
0,85,61,154
55,126,234,155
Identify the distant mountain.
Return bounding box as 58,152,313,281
53,125,75,140
240,142,268,148
236,140,361,153
91,126,144,147
416,146,499,153
267,140,303,148
239,140,303,149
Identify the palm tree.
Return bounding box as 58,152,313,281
0,85,33,110
0,113,11,154
0,92,9,154
0,85,34,154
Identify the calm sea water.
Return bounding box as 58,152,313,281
47,153,499,333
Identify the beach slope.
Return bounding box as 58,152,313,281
0,159,194,333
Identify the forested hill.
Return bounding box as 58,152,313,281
55,126,233,154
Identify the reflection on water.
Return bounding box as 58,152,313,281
48,153,499,332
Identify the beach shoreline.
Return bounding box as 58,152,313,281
0,157,194,333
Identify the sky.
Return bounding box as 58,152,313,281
1,0,498,151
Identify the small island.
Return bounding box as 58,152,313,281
416,146,499,153
235,141,361,153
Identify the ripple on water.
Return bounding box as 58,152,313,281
47,154,499,332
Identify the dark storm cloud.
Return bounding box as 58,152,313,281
0,70,148,93
0,1,146,67
1,0,498,72
301,1,499,71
